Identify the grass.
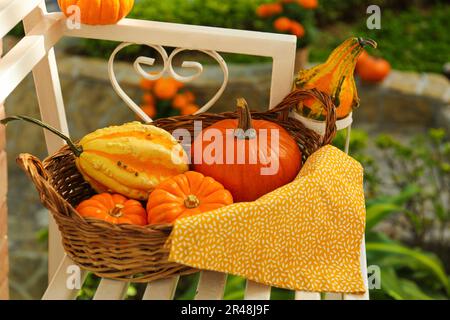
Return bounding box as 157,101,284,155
309,4,450,73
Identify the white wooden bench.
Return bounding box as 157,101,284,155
0,0,369,300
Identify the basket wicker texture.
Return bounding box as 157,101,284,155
16,89,337,282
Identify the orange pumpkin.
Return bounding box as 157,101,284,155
192,98,302,203
76,193,147,225
146,171,233,224
58,0,134,25
356,55,391,83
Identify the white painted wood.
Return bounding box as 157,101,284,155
64,17,296,58
344,238,370,300
0,12,63,102
292,112,353,136
23,5,68,280
295,291,321,300
324,293,342,300
345,124,352,154
0,0,42,38
195,271,228,300
244,281,271,300
93,279,129,300
142,277,179,300
42,255,87,300
269,52,296,108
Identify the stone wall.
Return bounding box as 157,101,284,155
0,39,9,300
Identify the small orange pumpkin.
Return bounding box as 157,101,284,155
58,0,134,25
356,55,391,83
146,171,233,224
76,193,147,226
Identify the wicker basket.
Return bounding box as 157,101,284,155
16,89,337,282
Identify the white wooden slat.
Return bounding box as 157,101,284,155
324,293,342,300
295,291,321,300
0,12,63,103
269,50,296,108
344,238,370,300
142,277,179,300
93,279,129,300
0,0,42,38
42,255,87,300
244,281,271,300
22,7,67,280
195,271,227,300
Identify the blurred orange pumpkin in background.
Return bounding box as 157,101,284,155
154,78,182,100
274,17,292,32
256,3,283,18
290,21,305,37
356,54,391,83
298,0,318,9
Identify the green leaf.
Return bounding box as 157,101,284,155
366,203,402,231
380,268,439,300
366,242,450,295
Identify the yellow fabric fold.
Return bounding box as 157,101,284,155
168,145,366,294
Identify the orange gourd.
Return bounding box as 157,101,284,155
58,0,134,25
146,171,233,224
0,116,189,201
76,193,147,225
191,99,302,203
294,37,377,119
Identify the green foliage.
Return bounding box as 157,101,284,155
314,0,446,26
253,0,317,48
374,129,450,248
310,3,450,73
334,127,449,300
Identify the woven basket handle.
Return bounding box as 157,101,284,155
16,153,75,218
271,88,337,146
16,153,49,183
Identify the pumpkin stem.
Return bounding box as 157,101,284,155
109,204,124,218
358,37,377,49
184,195,200,209
235,98,256,140
0,115,83,157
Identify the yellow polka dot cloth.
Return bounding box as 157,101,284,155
168,145,366,294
